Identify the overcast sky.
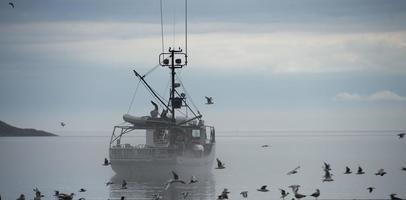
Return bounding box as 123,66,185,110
1,0,405,135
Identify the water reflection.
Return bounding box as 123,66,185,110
109,171,215,200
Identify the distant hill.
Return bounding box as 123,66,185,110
0,120,57,137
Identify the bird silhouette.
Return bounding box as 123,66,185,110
375,168,387,176
398,133,405,139
240,191,248,198
164,171,186,190
279,188,290,200
390,193,403,200
205,96,214,105
103,158,110,166
344,166,352,174
8,2,14,8
257,185,269,192
215,158,225,169
287,166,300,175
401,167,406,171
78,188,86,192
106,181,114,186
356,166,365,175
310,189,320,200
367,187,375,193
60,122,66,127
217,188,230,199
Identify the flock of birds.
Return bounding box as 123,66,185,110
213,132,406,200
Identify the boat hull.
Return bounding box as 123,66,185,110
109,145,215,179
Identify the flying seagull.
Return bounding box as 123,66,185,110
279,188,290,200
398,133,405,139
257,185,269,192
367,187,375,193
310,189,320,200
344,166,352,174
375,168,387,176
79,188,86,192
164,171,186,190
240,191,248,198
356,166,365,175
215,158,225,169
8,2,14,8
205,96,214,105
60,122,66,127
287,166,300,175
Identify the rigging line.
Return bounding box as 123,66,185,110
160,0,165,52
176,74,200,113
140,79,168,110
172,0,176,48
185,0,188,57
126,79,142,114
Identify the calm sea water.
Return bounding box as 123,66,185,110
0,132,405,200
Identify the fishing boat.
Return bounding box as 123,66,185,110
108,1,216,177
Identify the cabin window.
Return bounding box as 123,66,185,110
192,129,201,138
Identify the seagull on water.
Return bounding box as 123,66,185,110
121,179,127,189
57,193,75,200
103,158,111,166
356,166,365,175
401,167,406,171
215,158,225,169
398,133,405,139
390,193,403,200
344,166,352,174
33,187,44,200
287,166,301,175
205,96,214,105
292,189,306,200
261,144,270,148
217,188,230,199
375,168,387,176
60,122,66,127
310,189,320,200
257,185,269,192
79,188,86,192
240,191,248,198
8,2,14,8
54,190,60,196
164,171,186,190
279,188,290,200
367,187,375,193
16,194,25,200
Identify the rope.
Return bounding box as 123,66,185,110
160,0,165,52
175,73,200,113
126,79,142,114
185,0,188,56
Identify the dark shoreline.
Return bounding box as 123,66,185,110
0,120,57,137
